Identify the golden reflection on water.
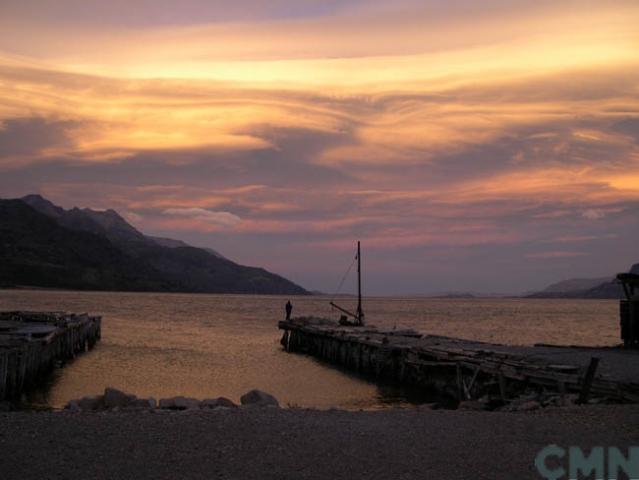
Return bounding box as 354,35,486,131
0,290,618,409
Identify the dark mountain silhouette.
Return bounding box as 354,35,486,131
147,235,191,249
22,195,227,259
0,199,174,291
147,235,225,259
2,195,307,295
22,194,150,246
527,265,639,299
531,277,612,295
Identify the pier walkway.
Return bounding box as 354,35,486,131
279,317,639,404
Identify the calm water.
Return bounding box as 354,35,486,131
0,290,619,410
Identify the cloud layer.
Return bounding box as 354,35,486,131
0,0,638,294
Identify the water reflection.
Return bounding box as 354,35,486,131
1,290,617,410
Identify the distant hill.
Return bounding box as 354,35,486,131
535,277,612,295
527,266,639,299
428,292,476,299
1,195,308,295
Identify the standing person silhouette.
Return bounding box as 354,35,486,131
285,300,293,321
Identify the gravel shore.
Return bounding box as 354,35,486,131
2,405,639,479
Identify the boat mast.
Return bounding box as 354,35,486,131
328,240,364,325
356,241,364,325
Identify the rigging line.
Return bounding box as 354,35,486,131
329,254,357,304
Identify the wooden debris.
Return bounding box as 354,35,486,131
0,311,101,401
577,357,600,404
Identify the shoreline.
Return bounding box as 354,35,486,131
2,404,638,479
1,286,623,300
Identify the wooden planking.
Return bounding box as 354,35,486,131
279,317,639,403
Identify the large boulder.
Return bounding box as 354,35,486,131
175,397,200,410
103,387,137,408
131,397,157,409
158,396,200,410
65,400,81,412
77,395,105,411
240,389,279,407
201,397,238,409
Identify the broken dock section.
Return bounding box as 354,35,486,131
0,311,101,402
279,317,639,406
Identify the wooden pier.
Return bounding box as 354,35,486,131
279,317,639,405
0,311,101,402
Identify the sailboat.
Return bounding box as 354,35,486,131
329,241,365,326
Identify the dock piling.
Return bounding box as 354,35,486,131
0,311,102,402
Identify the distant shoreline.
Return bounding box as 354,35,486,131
0,287,620,300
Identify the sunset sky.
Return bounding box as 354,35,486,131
1,0,638,294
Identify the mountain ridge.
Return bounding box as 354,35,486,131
526,265,638,299
2,195,307,295
22,195,227,259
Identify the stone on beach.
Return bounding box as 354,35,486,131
132,397,157,409
103,388,137,408
77,395,105,411
240,389,279,407
200,397,238,409
65,388,157,411
159,396,201,410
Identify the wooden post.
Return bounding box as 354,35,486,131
578,357,600,404
465,366,481,400
280,330,290,351
498,372,508,401
456,364,464,401
0,352,7,400
356,241,364,326
557,380,566,400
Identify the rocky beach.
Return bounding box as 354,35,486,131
2,403,638,480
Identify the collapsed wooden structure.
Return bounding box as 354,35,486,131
0,311,101,401
279,317,639,405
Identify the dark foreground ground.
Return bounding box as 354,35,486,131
2,405,639,480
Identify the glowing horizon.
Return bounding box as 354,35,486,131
1,0,638,294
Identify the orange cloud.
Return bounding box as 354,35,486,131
1,1,639,294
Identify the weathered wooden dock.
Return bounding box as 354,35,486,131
0,311,101,402
279,317,639,405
